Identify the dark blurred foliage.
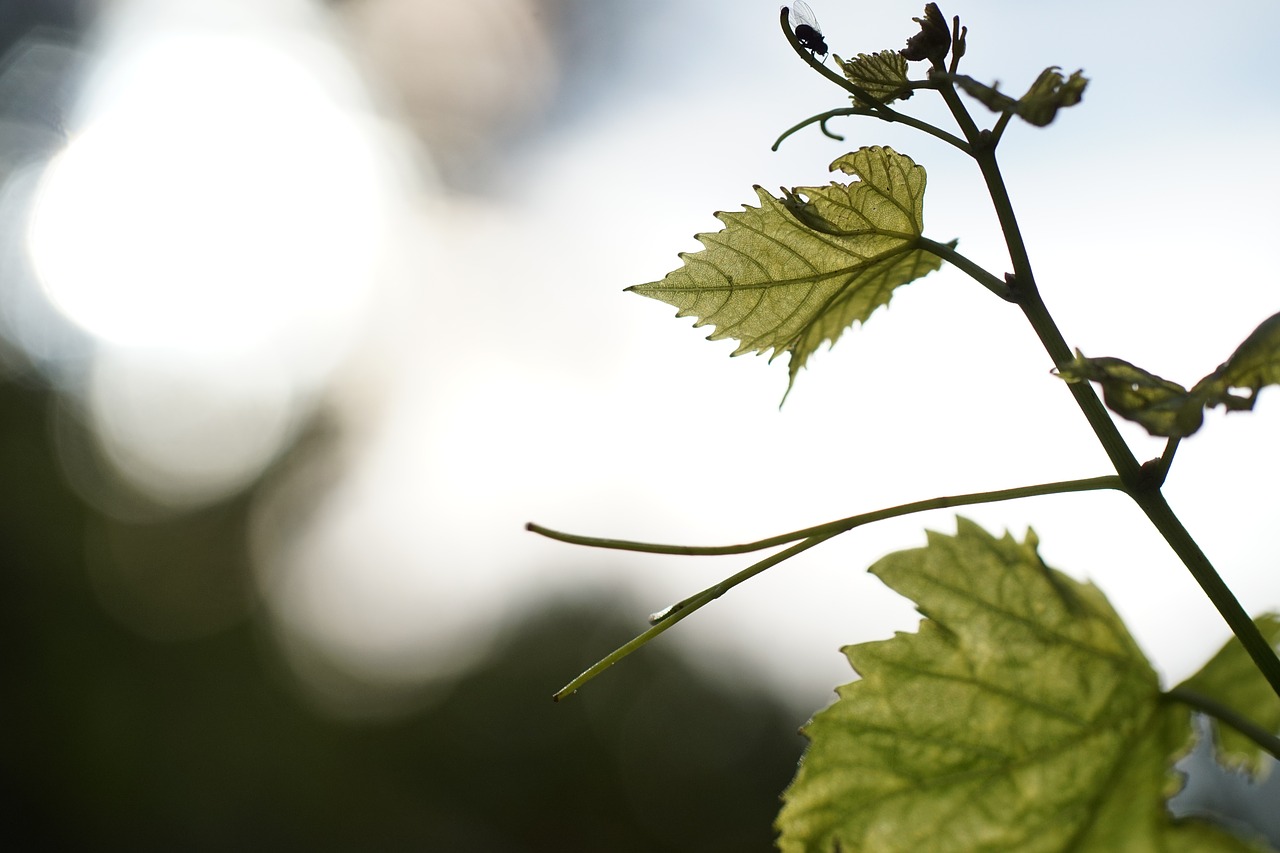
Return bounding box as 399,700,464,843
0,371,806,850
0,4,807,848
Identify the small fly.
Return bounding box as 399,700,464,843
787,2,828,59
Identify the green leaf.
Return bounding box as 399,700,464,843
1055,352,1202,437
835,50,913,107
776,519,1257,852
1178,613,1280,777
1192,311,1280,412
956,67,1088,127
1056,311,1280,437
628,146,948,398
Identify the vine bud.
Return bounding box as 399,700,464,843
901,4,951,67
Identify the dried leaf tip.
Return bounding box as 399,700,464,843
902,3,951,66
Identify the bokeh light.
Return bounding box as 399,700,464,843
3,1,1278,844
26,0,400,509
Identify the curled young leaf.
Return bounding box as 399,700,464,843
776,519,1257,852
901,3,951,66
1057,311,1280,437
956,67,1089,127
835,50,913,108
628,146,950,400
1019,66,1088,125
1191,310,1280,412
1056,352,1203,438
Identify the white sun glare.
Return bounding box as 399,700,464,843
25,8,399,508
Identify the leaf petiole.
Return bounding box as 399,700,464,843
916,236,1013,300
1141,436,1180,489
1164,685,1280,762
989,109,1014,147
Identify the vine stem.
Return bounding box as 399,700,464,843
934,74,1280,701
529,475,1120,557
541,475,1124,699
775,8,970,154
552,533,835,701
771,107,969,154
1133,490,1280,700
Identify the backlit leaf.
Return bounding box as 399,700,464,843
1055,352,1202,437
956,67,1088,127
776,519,1257,852
1178,613,1280,778
1056,311,1280,437
628,146,948,398
1192,311,1280,413
836,50,913,107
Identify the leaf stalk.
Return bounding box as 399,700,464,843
1165,686,1280,762
916,237,1012,300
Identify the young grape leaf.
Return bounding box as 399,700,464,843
1178,613,1280,778
836,50,913,107
776,518,1259,852
901,3,951,66
627,146,948,399
1057,311,1280,437
1193,311,1280,412
1055,352,1202,437
956,67,1088,127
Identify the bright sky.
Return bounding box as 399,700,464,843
22,0,1280,711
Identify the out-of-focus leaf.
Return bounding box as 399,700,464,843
901,2,950,65
776,519,1258,852
628,146,948,398
1056,352,1203,437
956,66,1088,127
1192,311,1280,412
1179,613,1280,778
836,50,913,107
1057,311,1280,437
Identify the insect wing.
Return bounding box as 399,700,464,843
788,1,820,32
787,2,828,56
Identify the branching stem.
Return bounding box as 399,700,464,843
541,475,1123,699
776,9,970,154
546,14,1280,709
529,476,1120,558
553,533,835,701
932,73,1280,700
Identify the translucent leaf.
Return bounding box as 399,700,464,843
1055,352,1202,437
1057,311,1280,437
628,147,948,398
836,50,913,107
776,519,1257,852
956,67,1088,127
1178,613,1280,778
1192,311,1280,412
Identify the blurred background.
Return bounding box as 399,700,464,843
2,0,1278,847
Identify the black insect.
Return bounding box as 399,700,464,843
787,2,828,58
